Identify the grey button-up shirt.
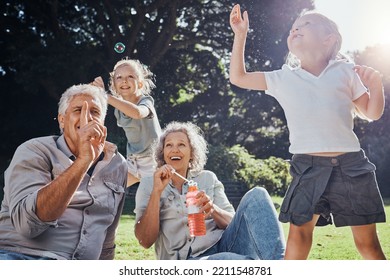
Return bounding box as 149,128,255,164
135,170,235,260
114,95,161,157
0,135,127,259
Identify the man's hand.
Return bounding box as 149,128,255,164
77,101,107,164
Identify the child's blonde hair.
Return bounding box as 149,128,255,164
286,12,369,120
109,58,156,97
286,12,349,68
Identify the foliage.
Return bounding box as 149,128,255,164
353,44,390,197
0,0,313,159
115,215,155,260
257,156,292,196
1,1,389,197
206,144,291,196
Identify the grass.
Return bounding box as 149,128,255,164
114,197,390,260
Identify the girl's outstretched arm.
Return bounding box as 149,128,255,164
229,4,267,91
107,95,150,119
353,65,385,121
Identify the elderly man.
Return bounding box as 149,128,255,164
0,84,127,260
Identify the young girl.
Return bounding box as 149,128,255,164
92,59,161,187
229,4,386,259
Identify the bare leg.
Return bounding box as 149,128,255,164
351,224,386,260
127,172,140,188
284,215,319,260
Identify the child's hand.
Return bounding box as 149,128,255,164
91,76,106,90
354,65,383,91
230,4,249,35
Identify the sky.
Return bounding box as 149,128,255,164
313,0,390,53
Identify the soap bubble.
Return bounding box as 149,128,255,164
114,42,125,53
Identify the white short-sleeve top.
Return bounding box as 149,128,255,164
264,60,367,154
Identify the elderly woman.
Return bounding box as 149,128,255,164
134,121,285,260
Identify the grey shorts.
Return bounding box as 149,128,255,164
127,155,156,179
279,150,386,227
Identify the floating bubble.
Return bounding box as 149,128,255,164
114,42,125,53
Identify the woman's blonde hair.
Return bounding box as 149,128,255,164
109,58,155,98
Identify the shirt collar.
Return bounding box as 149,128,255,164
56,134,76,160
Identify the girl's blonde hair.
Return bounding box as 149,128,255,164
109,58,155,97
286,12,368,120
286,12,350,68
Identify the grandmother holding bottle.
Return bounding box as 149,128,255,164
134,121,285,260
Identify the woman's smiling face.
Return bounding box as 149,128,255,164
163,131,192,174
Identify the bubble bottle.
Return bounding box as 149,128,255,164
186,181,206,237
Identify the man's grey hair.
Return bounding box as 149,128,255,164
58,84,108,132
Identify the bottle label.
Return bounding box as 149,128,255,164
187,205,199,214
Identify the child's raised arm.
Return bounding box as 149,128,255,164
229,4,267,91
353,65,385,121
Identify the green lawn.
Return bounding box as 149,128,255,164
114,197,390,260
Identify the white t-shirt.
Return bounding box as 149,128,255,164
264,60,367,154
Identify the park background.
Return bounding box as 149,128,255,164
0,0,389,259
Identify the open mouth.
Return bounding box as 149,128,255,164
170,156,181,161
293,34,303,39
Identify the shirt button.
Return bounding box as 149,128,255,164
85,210,90,215
331,158,338,165
83,230,87,235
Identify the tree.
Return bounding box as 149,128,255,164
0,0,314,151
0,0,315,198
353,44,390,197
206,144,291,196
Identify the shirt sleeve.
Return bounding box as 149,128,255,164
139,96,156,119
3,140,57,238
210,173,235,214
350,67,368,101
264,67,286,99
134,176,154,222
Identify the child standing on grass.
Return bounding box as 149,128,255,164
92,59,161,187
229,4,386,259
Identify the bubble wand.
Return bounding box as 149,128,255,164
171,169,190,183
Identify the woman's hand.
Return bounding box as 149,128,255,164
153,164,173,193
197,191,214,218
196,190,233,229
